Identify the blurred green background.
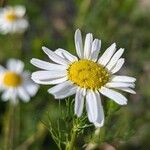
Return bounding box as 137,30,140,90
0,0,150,149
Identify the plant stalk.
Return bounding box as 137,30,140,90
4,101,16,150
66,127,77,150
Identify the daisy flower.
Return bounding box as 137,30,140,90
0,5,28,34
31,29,136,127
0,59,39,104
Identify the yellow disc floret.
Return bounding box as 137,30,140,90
5,11,18,22
68,59,110,90
3,71,22,87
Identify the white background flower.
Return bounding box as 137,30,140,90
0,5,28,34
0,59,39,104
31,29,136,127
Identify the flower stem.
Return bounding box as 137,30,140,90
15,101,21,145
85,128,101,150
3,101,16,150
66,126,77,150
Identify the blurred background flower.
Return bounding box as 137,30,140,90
0,5,28,34
0,0,149,149
0,59,39,104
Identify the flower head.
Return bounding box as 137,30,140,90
0,5,28,34
31,29,136,127
0,59,39,104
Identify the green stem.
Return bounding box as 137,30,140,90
66,127,77,150
4,101,16,150
15,101,20,145
85,128,101,150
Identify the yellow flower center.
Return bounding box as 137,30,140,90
3,72,22,87
5,11,18,22
68,59,110,90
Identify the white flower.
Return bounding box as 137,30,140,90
0,5,28,34
31,29,136,127
0,59,39,104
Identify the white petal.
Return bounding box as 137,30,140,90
42,47,69,65
99,87,127,105
4,18,28,34
48,81,77,99
86,90,98,122
17,87,30,102
113,87,136,94
111,75,136,83
0,65,5,73
1,89,11,101
31,70,68,85
22,70,30,79
93,91,104,127
55,48,78,62
14,19,28,32
32,76,67,85
111,58,125,74
0,82,4,91
106,48,124,70
75,88,85,117
74,29,83,58
4,88,18,105
98,43,116,66
48,81,72,94
23,81,39,97
84,33,93,59
30,58,67,71
106,82,135,88
14,5,26,17
7,59,24,73
91,39,101,61
31,70,67,80
0,25,8,34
